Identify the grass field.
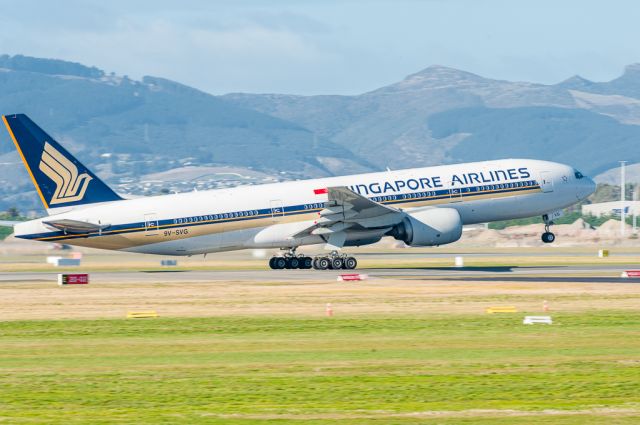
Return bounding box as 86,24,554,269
2,244,640,423
2,312,640,424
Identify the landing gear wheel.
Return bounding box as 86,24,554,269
271,251,356,271
288,257,300,269
541,232,555,243
331,257,344,270
315,257,330,270
301,257,313,269
273,257,287,269
344,257,357,270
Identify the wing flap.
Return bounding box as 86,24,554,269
292,186,404,245
327,187,399,217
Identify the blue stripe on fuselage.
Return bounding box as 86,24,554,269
20,181,541,241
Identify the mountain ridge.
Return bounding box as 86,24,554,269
2,54,640,214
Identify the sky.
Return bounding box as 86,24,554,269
0,0,638,95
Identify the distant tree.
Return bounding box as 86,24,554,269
6,207,19,218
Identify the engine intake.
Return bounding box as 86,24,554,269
388,208,463,246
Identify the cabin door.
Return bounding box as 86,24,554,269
270,200,285,221
539,172,554,193
449,186,463,202
144,213,159,236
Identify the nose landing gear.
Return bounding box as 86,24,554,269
541,214,556,244
541,229,556,243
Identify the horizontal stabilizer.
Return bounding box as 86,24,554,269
43,219,110,234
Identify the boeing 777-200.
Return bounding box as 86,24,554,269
1,114,596,270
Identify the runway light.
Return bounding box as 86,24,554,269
325,303,333,317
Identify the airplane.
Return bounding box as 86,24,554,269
1,114,596,270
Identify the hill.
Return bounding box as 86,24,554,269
0,55,372,212
3,54,640,213
225,64,640,175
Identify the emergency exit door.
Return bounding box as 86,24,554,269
269,200,284,221
539,172,554,193
144,213,159,236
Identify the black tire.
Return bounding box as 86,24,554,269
274,257,287,269
269,257,277,269
541,232,556,243
317,257,330,270
331,257,344,270
289,257,300,269
312,258,320,270
344,257,357,270
301,257,313,269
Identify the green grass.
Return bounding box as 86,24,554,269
0,226,13,240
2,313,640,423
0,211,28,240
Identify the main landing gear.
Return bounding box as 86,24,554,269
312,252,358,271
541,214,556,244
268,250,313,270
269,249,357,270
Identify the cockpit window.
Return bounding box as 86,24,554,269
574,170,584,179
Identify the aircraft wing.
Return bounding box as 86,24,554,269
294,186,404,249
43,219,110,234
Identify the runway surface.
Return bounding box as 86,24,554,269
1,264,640,284
357,250,640,258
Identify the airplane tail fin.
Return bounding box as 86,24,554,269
2,114,122,212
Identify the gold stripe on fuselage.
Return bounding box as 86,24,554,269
38,185,541,250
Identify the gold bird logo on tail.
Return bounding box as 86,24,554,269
39,142,93,205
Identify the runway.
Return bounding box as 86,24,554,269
1,264,639,284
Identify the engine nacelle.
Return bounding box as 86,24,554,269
388,208,463,247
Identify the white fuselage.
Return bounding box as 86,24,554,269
15,158,595,255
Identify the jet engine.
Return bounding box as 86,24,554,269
387,208,463,247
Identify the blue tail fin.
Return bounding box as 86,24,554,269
2,114,122,211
